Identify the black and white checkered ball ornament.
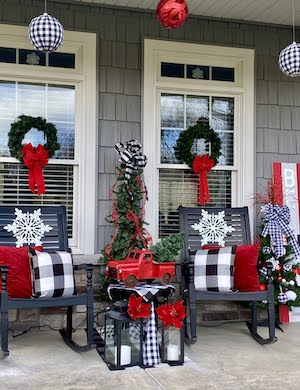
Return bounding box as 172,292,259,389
29,13,64,53
277,292,288,304
279,41,300,77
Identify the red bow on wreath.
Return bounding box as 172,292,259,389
22,143,49,195
192,154,215,205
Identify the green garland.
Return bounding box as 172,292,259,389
8,115,60,162
176,122,222,168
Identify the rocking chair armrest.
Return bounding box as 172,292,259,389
0,265,9,291
74,263,93,272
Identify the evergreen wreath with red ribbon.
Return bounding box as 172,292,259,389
176,118,221,205
8,115,60,195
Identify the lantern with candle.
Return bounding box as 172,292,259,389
156,300,186,365
104,299,146,370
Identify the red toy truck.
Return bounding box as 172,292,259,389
106,249,176,287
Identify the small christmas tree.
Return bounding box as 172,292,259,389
101,139,184,264
257,180,300,310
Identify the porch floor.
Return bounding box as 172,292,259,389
1,322,299,390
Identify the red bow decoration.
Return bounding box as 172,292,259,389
127,294,151,321
21,143,49,195
192,154,215,205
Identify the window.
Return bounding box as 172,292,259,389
0,25,97,255
143,39,255,242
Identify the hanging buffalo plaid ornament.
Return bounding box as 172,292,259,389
156,0,188,29
279,42,300,77
29,12,64,53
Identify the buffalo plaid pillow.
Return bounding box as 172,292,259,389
30,248,75,298
189,246,236,292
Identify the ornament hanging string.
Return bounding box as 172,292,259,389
192,154,214,205
261,203,300,259
22,143,49,195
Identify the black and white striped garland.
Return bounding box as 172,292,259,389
28,12,64,53
278,41,300,77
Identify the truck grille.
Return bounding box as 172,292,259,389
107,268,117,279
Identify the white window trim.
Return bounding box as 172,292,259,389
143,38,255,243
0,24,97,255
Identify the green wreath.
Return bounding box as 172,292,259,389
176,120,222,168
8,115,60,162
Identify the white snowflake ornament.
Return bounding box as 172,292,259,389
4,208,53,247
191,210,235,246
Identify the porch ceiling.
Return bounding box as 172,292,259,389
70,0,300,26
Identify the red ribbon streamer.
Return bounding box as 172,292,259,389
21,143,49,195
126,211,153,249
192,154,214,205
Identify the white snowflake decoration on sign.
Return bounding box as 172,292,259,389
4,208,53,247
191,210,235,246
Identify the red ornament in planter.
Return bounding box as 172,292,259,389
156,0,188,29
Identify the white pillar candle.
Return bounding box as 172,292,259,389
167,344,179,361
115,345,131,366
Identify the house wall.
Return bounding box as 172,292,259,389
1,0,300,327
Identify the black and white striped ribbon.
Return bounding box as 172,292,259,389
115,139,147,182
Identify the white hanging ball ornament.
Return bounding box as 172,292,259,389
282,278,286,283
29,13,64,53
279,42,300,77
289,280,295,286
285,290,297,301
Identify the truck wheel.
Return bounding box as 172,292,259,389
161,273,172,285
124,274,138,288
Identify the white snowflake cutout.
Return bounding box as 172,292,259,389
191,210,235,246
4,208,53,247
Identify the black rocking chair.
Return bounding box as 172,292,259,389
0,205,95,359
179,206,277,345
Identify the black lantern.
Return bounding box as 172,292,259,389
104,300,144,370
160,322,184,366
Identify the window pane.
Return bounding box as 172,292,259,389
187,65,209,80
0,81,75,160
0,47,16,63
212,67,234,82
49,52,75,68
161,63,184,78
19,50,46,66
159,169,231,237
211,97,234,166
0,163,74,235
186,95,209,128
161,94,184,128
161,129,181,164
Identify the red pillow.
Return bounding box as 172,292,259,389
0,246,33,298
203,243,261,292
233,243,260,292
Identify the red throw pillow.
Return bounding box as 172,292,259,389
0,246,33,298
203,243,261,292
233,243,260,292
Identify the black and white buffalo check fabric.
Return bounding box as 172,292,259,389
29,12,64,53
30,249,75,298
143,302,160,366
191,246,236,292
279,42,300,77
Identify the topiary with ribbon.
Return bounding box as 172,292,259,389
104,139,152,262
8,115,60,195
176,117,221,205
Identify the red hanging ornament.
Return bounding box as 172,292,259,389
156,0,188,29
259,283,267,291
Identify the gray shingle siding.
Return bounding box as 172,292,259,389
0,0,299,253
